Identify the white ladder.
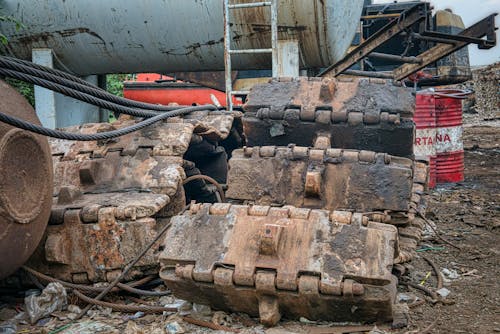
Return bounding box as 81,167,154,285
223,0,278,111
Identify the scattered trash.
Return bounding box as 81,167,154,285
419,271,432,285
122,311,145,322
67,305,81,314
398,293,415,303
36,317,52,326
265,328,300,334
369,325,388,334
462,269,480,277
416,246,445,252
436,287,451,298
192,303,211,317
97,307,113,317
442,268,460,280
25,282,67,324
212,311,233,326
124,321,143,334
163,299,189,315
165,320,185,334
65,305,83,320
54,320,114,334
0,322,16,334
299,317,316,324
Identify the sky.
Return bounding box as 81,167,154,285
373,0,500,66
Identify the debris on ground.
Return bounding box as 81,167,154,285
24,282,67,324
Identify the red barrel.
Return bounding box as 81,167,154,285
434,89,467,184
414,92,437,188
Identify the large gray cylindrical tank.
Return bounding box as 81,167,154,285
0,0,363,75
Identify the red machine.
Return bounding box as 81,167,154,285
123,74,241,107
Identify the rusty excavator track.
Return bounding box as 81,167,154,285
1,77,427,327
158,77,428,326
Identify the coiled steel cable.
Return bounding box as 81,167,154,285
23,266,169,296
72,290,177,314
0,104,216,141
4,56,97,88
1,56,182,112
182,174,226,203
0,68,159,118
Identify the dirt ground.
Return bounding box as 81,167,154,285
397,126,499,334
1,119,498,334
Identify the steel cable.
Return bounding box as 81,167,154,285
72,290,177,314
23,266,168,296
0,68,159,118
1,56,183,112
4,56,97,88
0,104,215,141
182,174,226,203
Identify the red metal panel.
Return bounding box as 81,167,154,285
123,74,241,107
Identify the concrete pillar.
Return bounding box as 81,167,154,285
277,40,300,77
32,48,103,128
33,49,56,129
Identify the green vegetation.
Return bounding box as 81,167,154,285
5,78,34,105
0,8,24,45
106,74,133,97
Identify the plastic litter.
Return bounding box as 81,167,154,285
58,320,115,334
442,268,460,280
25,282,67,324
165,321,185,334
437,287,451,298
192,303,211,317
0,322,16,334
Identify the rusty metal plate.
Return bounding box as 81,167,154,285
25,111,237,283
226,147,415,212
243,77,415,157
0,80,53,279
160,203,399,325
29,197,168,283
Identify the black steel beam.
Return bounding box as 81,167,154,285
318,3,427,78
343,70,394,79
393,14,498,81
420,30,497,49
369,52,422,64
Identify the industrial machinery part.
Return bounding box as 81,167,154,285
226,146,429,263
18,111,240,284
0,0,363,75
319,3,497,81
242,77,415,157
0,80,53,280
158,73,431,325
160,151,428,325
160,204,399,326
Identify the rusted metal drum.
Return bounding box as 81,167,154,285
434,89,467,184
0,80,53,279
414,92,437,188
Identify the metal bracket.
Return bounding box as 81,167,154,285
319,3,497,82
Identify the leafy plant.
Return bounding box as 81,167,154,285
0,8,25,45
106,74,133,97
5,78,34,106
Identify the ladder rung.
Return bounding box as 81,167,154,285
229,48,272,54
228,2,271,9
230,90,251,95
